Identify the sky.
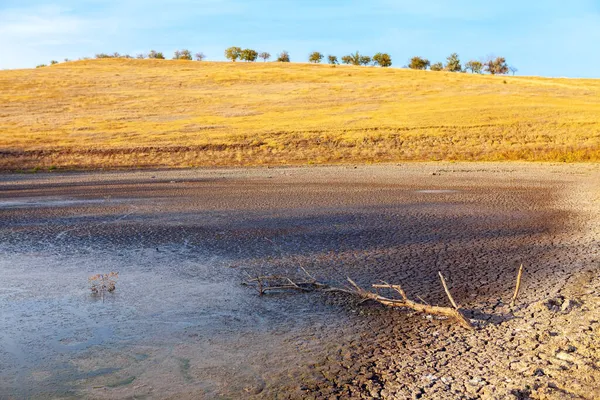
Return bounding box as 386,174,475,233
1,0,599,77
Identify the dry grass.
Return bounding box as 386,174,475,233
1,59,599,170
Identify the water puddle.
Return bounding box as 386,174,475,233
0,198,112,208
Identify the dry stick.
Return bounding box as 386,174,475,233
373,281,408,301
416,295,430,306
369,280,473,330
438,271,459,310
246,273,474,329
510,264,524,307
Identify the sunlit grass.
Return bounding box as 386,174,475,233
1,59,599,169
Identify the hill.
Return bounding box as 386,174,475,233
1,59,599,170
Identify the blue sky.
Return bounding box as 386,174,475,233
1,0,599,77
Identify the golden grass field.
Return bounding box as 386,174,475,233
1,59,599,170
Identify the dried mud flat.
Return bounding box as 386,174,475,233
0,163,598,399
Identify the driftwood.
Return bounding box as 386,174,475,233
244,268,473,330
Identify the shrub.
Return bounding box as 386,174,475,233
373,53,392,67
50,60,58,65
225,46,242,62
465,60,483,74
89,272,119,298
309,52,323,63
277,51,290,62
173,49,192,60
327,55,338,64
409,56,430,70
430,62,444,71
36,64,47,68
148,50,165,59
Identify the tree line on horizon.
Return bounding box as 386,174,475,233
408,53,516,75
35,48,515,75
222,47,393,67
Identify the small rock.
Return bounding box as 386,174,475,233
561,299,580,313
468,377,484,386
533,368,545,377
555,351,576,363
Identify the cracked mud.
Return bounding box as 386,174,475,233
0,163,598,399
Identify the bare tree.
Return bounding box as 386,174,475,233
509,66,518,76
195,52,206,61
259,52,271,62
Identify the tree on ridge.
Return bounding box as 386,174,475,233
259,52,271,62
277,51,290,62
373,53,392,67
409,56,430,70
309,52,324,63
225,46,242,62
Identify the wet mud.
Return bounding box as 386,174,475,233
0,163,598,399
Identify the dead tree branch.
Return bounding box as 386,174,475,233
438,271,460,310
244,269,473,330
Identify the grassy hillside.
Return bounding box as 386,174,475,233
1,59,599,170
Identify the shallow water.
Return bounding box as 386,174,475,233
0,246,335,398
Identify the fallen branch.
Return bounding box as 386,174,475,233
438,271,459,310
244,269,473,330
244,274,325,295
